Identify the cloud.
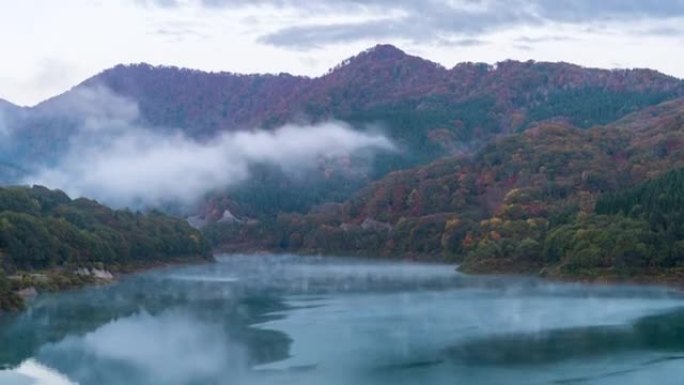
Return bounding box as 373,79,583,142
152,20,209,42
258,3,531,49
135,0,180,8
532,0,684,23
23,86,394,208
257,19,408,49
0,58,84,108
634,26,684,36
155,27,209,42
140,0,684,49
451,38,489,47
37,85,140,130
516,35,574,44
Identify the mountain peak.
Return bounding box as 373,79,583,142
361,44,408,60
329,44,443,76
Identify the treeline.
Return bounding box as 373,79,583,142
0,185,212,310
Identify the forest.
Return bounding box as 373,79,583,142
0,185,212,310
205,98,684,281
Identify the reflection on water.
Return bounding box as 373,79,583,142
0,359,76,385
1,254,684,385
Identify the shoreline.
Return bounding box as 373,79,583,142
457,256,684,290
2,255,215,313
6,250,683,314
218,246,684,290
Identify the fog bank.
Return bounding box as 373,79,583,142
19,86,394,208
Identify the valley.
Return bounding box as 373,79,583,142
3,45,684,296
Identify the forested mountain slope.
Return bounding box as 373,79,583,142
77,45,684,139
207,97,684,280
2,45,684,216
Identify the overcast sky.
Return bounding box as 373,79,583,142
2,0,684,106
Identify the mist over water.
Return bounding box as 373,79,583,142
2,254,684,385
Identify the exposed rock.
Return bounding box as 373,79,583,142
92,269,114,280
217,209,243,224
188,208,244,229
17,287,38,300
76,268,114,281
360,217,392,232
186,215,208,229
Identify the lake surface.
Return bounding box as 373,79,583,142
2,254,684,385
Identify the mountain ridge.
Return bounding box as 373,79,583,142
18,44,683,131
24,44,683,106
1,44,679,154
4,43,684,216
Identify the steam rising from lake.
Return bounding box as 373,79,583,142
18,86,394,208
2,255,684,385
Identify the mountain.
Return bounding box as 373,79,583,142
69,44,684,139
3,44,684,214
72,63,311,138
0,98,20,129
206,96,684,280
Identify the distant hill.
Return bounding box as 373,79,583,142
208,96,684,280
71,44,684,138
12,45,680,152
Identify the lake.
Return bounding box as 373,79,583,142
2,254,684,385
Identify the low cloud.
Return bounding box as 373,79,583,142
22,86,394,208
37,85,140,130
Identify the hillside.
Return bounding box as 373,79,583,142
74,45,684,139
206,97,684,280
2,45,684,215
0,185,212,311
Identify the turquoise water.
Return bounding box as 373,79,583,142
2,254,684,384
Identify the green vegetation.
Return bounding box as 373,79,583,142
0,185,212,311
208,99,684,281
0,270,22,311
523,88,677,128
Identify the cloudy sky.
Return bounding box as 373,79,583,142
2,0,684,106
